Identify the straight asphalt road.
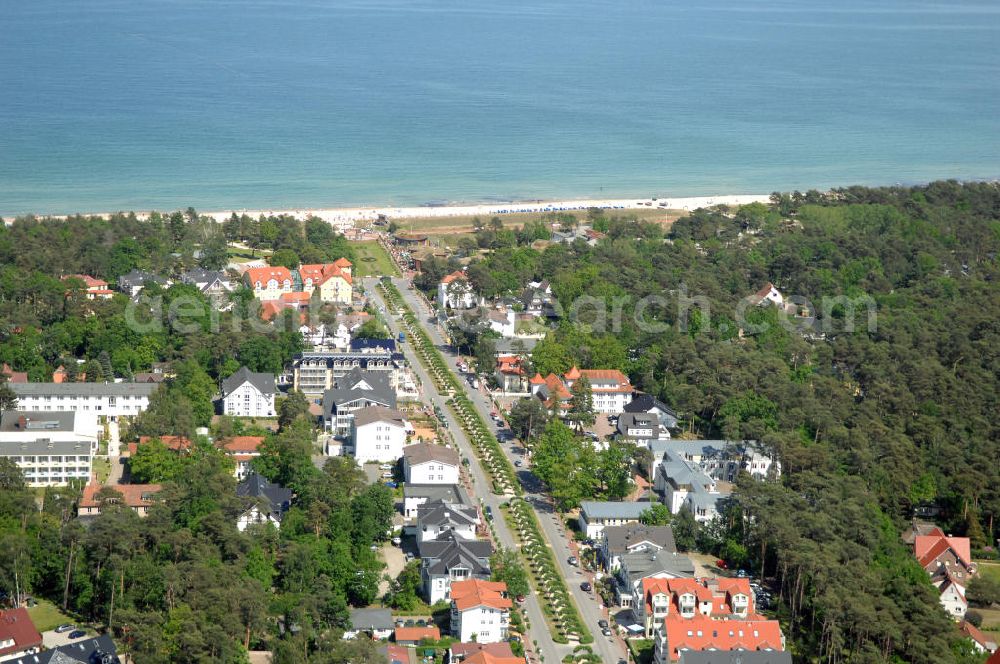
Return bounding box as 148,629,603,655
382,277,628,664
365,278,563,663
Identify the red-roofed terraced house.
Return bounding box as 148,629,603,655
636,577,756,637
653,614,786,663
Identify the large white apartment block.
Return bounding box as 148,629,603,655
10,382,159,419
220,367,276,418
0,411,99,487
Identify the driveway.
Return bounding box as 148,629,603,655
378,542,407,597
42,629,88,649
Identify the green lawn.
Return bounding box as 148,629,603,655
351,240,399,277
627,638,655,664
28,598,74,632
978,561,1000,584
92,457,111,484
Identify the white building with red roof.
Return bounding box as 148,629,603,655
653,614,785,663
529,365,633,414
218,435,266,479
635,576,756,638
913,526,978,619
449,579,511,643
438,270,477,309
0,608,42,660
62,274,114,300
243,266,294,300
494,355,530,394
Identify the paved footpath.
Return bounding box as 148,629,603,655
373,277,629,664
366,279,562,664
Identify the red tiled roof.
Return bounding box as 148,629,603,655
0,608,42,658
394,625,440,642
79,481,162,510
529,373,546,385
280,291,313,304
333,257,353,268
987,648,1000,664
564,365,581,380
449,643,516,659
496,355,525,376
220,436,265,454
451,579,512,611
959,620,997,650
244,266,292,286
386,644,409,663
260,301,283,321
662,615,784,661
441,270,467,284
138,435,192,452
1,364,27,383
915,533,972,568
754,282,776,298
463,652,523,664
62,274,108,289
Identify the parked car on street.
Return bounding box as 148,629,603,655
567,556,579,566
580,581,592,592
598,619,609,629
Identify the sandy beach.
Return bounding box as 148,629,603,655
195,194,769,225
1,194,770,226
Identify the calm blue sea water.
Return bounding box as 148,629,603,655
1,0,999,215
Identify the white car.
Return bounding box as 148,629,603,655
392,536,402,546
381,471,393,479
379,463,394,470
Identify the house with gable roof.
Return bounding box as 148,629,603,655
419,532,494,604
449,579,511,643
243,266,294,300
438,270,477,310
322,367,397,435
601,524,677,573
529,366,633,415
653,614,786,663
220,366,276,418
297,260,353,304
494,355,530,394
0,608,42,661
913,526,978,619
62,274,114,300
416,499,480,543
404,443,461,485
634,576,756,638
218,435,266,479
236,471,292,531
350,405,409,464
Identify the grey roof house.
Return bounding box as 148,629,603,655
9,634,121,664
614,548,695,608
322,367,396,435
404,483,470,519
601,524,676,572
220,366,277,418
345,608,394,640
236,472,292,531
623,393,679,430
419,531,494,604
117,269,169,298
578,500,653,538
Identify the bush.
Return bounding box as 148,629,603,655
964,610,983,627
